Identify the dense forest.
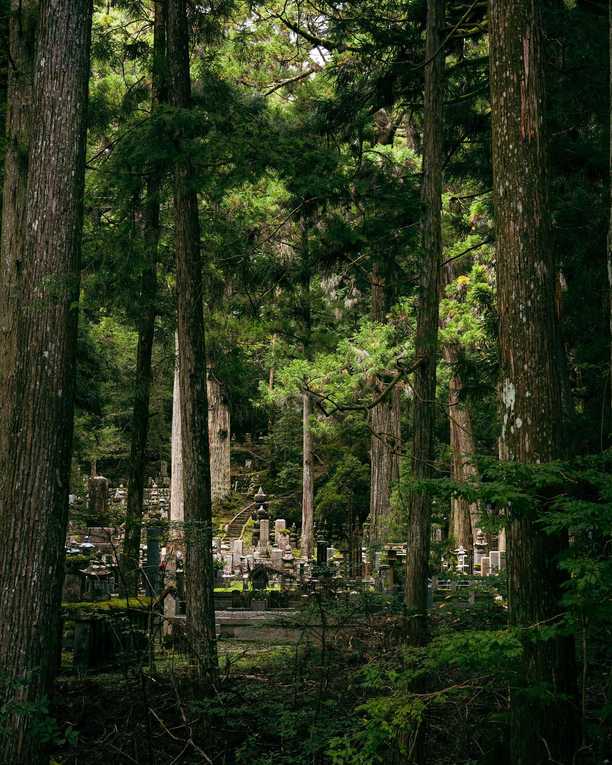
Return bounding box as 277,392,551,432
0,0,611,764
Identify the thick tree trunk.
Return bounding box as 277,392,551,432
301,390,315,558
609,0,612,413
300,217,315,558
490,1,578,761
170,333,184,522
0,0,36,449
368,262,401,546
441,261,480,549
123,0,166,595
444,343,479,549
404,0,444,644
0,1,92,762
207,373,231,501
369,384,401,545
167,0,218,684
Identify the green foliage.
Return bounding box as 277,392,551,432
0,677,78,750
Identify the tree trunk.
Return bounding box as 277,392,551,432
170,333,184,523
167,0,218,684
441,261,480,549
207,373,231,501
369,384,401,545
0,1,92,762
609,0,612,413
123,0,166,595
0,0,36,449
404,0,444,645
300,216,315,558
301,390,315,558
490,1,578,760
368,262,401,546
444,343,479,549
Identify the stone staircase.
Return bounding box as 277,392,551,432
226,501,256,540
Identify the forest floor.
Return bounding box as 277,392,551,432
50,594,514,765
50,591,612,764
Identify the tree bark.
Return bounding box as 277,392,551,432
0,1,92,762
369,384,401,545
123,0,166,595
301,390,315,558
0,0,37,450
490,0,578,760
444,342,479,549
170,332,184,523
368,262,401,546
441,263,480,549
167,0,218,684
609,0,612,413
207,372,231,501
300,216,315,558
404,0,444,645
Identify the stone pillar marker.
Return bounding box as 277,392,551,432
489,550,501,573
87,475,109,522
480,556,491,576
145,524,162,595
232,538,243,567
274,518,286,546
316,539,328,565
258,518,270,556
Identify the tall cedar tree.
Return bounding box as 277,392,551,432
0,0,92,762
609,0,612,411
404,0,445,644
167,0,218,683
442,261,480,549
368,115,401,547
300,216,315,559
489,0,578,761
123,0,167,595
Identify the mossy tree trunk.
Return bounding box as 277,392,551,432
300,216,315,559
490,0,578,760
404,0,445,645
369,263,401,546
207,372,231,502
167,0,218,684
124,0,167,596
0,1,92,761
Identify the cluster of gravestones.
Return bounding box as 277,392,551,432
63,521,165,604
69,468,170,526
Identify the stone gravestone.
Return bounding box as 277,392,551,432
480,556,491,577
87,475,109,523
62,570,83,603
316,539,329,565
250,563,269,591
489,550,500,573
274,519,286,547
258,518,270,556
145,525,162,595
232,538,243,568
